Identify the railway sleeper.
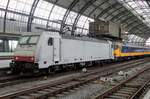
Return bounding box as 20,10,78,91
30,92,49,99
119,88,137,93
113,93,131,97
105,95,127,99
50,85,75,92
56,83,79,89
116,90,134,95
15,95,34,99
28,91,56,99
103,97,118,99
125,83,141,88
122,87,138,91
71,75,98,82
37,89,58,96
104,88,136,99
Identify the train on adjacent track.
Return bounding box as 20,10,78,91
9,32,150,74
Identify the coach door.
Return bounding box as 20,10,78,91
53,38,60,63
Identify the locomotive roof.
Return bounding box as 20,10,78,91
21,32,110,43
21,32,41,36
61,35,109,43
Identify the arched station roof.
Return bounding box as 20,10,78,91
0,0,150,43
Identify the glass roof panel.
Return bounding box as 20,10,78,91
50,5,66,21
0,10,5,18
65,11,77,25
119,0,150,27
34,0,53,19
0,0,8,9
8,0,34,14
77,16,88,28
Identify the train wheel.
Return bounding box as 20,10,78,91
10,68,20,74
47,66,54,74
74,63,80,71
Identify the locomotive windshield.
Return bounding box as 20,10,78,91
19,35,39,45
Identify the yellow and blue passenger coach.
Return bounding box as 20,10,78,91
114,45,150,58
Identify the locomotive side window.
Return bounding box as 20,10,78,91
19,36,29,44
28,36,39,44
48,38,53,46
19,36,39,45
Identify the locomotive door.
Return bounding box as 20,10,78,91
53,38,60,62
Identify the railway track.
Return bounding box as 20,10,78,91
0,58,148,89
0,58,149,99
93,65,150,99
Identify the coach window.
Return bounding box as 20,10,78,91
48,38,53,46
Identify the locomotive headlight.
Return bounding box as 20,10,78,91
15,56,18,60
30,57,34,61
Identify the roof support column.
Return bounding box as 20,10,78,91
27,0,40,32
60,0,79,33
81,0,108,34
46,0,59,28
3,0,10,33
71,0,97,35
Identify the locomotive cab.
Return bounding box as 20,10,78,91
10,32,60,74
10,33,40,73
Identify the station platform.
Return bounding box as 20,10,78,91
0,53,13,69
0,59,11,68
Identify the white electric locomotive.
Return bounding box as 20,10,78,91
10,32,114,73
